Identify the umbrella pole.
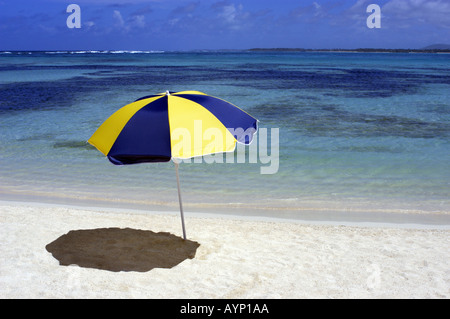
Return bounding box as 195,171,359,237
174,161,187,240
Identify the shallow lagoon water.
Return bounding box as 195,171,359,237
0,51,449,216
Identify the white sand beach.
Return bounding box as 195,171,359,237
0,200,449,299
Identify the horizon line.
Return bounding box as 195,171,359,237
1,47,450,53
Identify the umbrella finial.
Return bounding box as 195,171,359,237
165,90,171,96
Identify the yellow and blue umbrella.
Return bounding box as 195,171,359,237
88,90,258,239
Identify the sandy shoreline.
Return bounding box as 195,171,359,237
0,200,449,298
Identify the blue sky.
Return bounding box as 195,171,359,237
1,0,449,50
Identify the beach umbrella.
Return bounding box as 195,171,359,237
88,90,258,240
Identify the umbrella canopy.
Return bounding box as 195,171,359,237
88,90,257,165
88,90,258,239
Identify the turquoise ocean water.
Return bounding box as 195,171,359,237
0,51,449,217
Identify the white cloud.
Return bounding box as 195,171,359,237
216,3,249,30
84,21,95,28
113,10,125,28
383,0,450,28
132,15,145,28
220,4,238,23
112,9,146,32
350,0,372,10
169,18,179,26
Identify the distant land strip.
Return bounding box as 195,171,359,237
248,48,450,53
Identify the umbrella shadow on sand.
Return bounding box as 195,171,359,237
45,228,200,272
